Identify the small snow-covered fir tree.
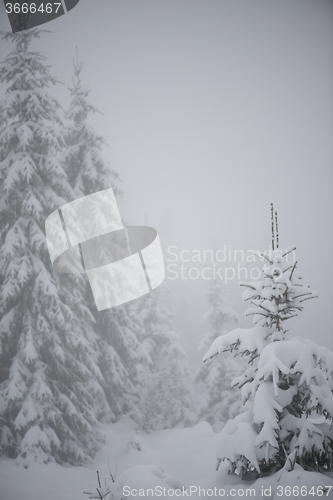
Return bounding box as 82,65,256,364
0,30,112,466
137,286,195,432
204,205,333,478
196,280,242,430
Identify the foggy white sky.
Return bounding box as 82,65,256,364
0,0,332,353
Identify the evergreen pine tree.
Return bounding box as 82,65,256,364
64,48,121,200
204,206,333,478
64,49,149,422
196,280,242,430
97,303,151,420
137,286,195,432
0,30,111,466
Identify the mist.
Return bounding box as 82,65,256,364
1,0,332,356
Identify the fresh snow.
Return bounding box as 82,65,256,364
0,420,332,500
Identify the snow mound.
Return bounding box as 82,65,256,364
112,465,185,500
127,433,151,452
216,412,260,473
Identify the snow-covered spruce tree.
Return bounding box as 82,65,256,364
196,280,242,430
64,50,150,421
0,30,112,466
97,303,151,420
64,48,121,200
136,286,195,432
203,206,333,478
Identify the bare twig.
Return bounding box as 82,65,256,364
240,283,257,290
275,210,279,249
271,203,275,250
281,247,296,258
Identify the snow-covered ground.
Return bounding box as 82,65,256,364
0,420,332,500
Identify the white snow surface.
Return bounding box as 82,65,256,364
0,419,332,500
112,465,185,500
